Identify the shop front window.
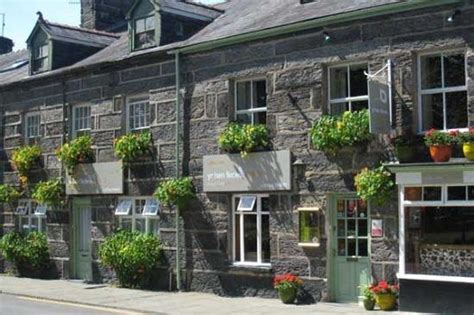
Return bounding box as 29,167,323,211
115,197,160,235
403,185,474,278
233,195,270,266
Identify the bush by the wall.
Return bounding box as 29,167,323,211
99,230,163,288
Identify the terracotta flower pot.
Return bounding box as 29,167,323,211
278,286,297,304
429,145,452,162
375,294,397,311
463,143,474,161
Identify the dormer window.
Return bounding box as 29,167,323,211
32,43,49,73
134,15,156,49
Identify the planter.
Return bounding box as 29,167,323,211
278,286,297,304
363,298,376,311
395,145,414,163
463,143,474,161
429,145,452,162
375,294,397,311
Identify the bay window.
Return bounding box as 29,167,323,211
328,64,369,115
115,197,160,235
233,195,270,266
419,51,467,131
235,79,267,124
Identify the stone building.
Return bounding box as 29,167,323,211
0,0,473,312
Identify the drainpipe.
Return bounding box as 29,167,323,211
174,52,181,291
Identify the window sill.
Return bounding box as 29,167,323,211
230,263,272,273
397,273,474,284
298,242,321,248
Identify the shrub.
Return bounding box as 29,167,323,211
31,179,63,207
56,135,94,175
0,184,21,204
11,145,42,177
98,230,162,288
310,110,371,155
354,166,395,206
0,231,49,277
154,177,195,208
424,128,458,146
114,132,152,162
218,122,269,157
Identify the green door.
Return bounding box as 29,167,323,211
73,198,92,282
331,196,371,302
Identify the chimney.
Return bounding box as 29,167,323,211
0,36,13,55
81,0,134,32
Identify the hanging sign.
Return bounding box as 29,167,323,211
371,219,383,237
366,60,392,135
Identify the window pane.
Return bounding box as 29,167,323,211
347,239,356,256
423,187,442,201
120,218,132,232
351,100,368,111
404,187,422,201
447,186,466,201
243,215,257,262
337,220,345,237
468,186,474,200
349,64,368,97
358,219,368,237
446,91,467,129
261,197,270,212
444,53,465,87
236,113,251,124
330,102,348,116
136,19,145,33
253,81,267,108
145,16,155,31
421,55,442,89
338,239,346,256
421,93,443,130
149,219,159,236
135,218,146,233
234,214,241,261
261,215,270,263
236,82,251,110
254,112,266,125
358,239,368,257
330,67,348,99
347,220,356,236
299,211,320,244
347,200,357,217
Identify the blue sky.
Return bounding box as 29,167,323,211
0,0,223,51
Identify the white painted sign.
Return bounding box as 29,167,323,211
371,219,383,237
66,161,123,195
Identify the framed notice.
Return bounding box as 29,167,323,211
371,219,383,237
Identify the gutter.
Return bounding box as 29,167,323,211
170,0,463,55
174,51,182,291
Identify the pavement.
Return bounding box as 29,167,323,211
0,275,403,314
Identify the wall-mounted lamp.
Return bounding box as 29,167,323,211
447,10,461,23
323,31,331,43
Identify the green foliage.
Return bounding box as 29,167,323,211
31,179,63,207
114,132,152,162
154,177,195,208
11,145,42,176
363,285,375,301
56,135,94,175
424,128,458,146
310,110,371,155
218,122,269,157
457,128,474,144
0,231,49,275
354,166,395,206
0,184,21,204
98,230,162,288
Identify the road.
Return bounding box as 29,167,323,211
0,294,145,315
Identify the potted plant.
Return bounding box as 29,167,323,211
362,286,376,311
354,166,395,206
114,132,152,162
31,179,64,208
218,122,269,157
391,134,418,163
154,177,195,208
369,280,399,311
0,184,21,209
56,135,94,175
424,128,458,162
457,127,474,161
273,273,303,304
310,110,371,155
11,145,42,187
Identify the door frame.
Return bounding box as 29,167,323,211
71,197,92,281
327,193,372,302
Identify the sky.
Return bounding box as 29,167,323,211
0,0,223,51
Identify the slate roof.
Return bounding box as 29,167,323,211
161,0,223,19
183,0,402,47
41,20,120,47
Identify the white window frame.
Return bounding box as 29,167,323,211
24,112,41,144
398,184,474,284
234,78,267,125
417,50,468,133
17,199,46,233
232,194,271,267
127,97,151,131
297,207,321,247
328,63,370,114
116,197,159,235
72,104,91,138
134,15,156,50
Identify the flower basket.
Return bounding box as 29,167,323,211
375,293,397,311
278,286,298,304
424,129,457,163
273,274,303,305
